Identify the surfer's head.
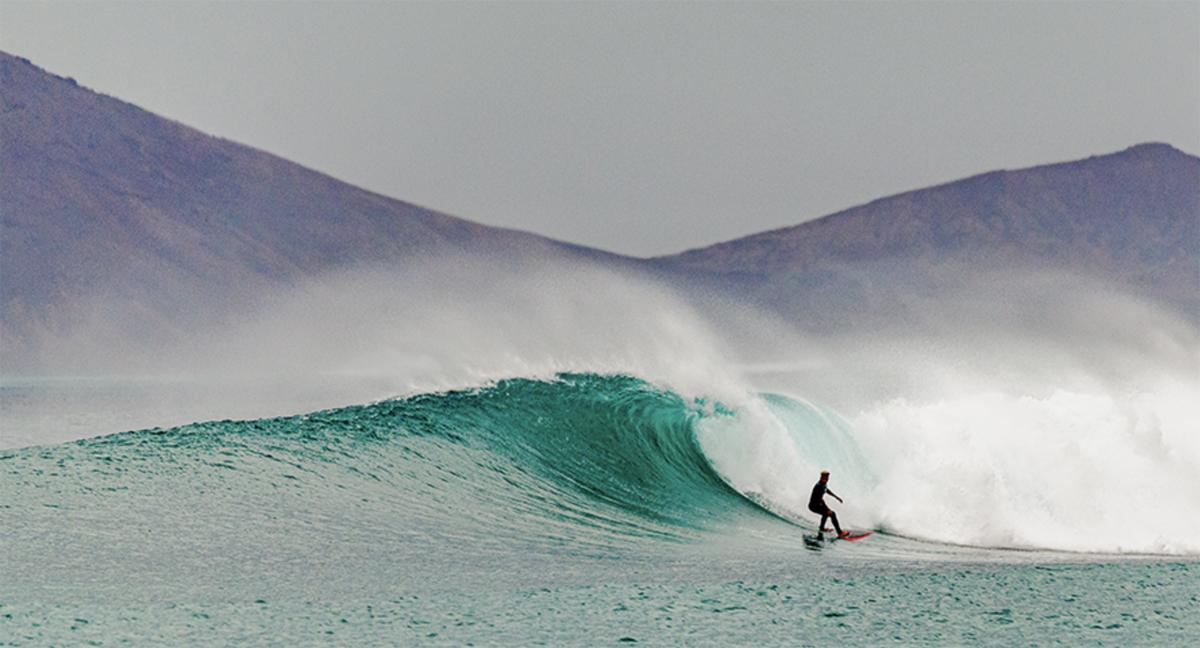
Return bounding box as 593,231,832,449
820,470,830,482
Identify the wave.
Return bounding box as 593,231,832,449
4,372,1196,558
1,374,789,563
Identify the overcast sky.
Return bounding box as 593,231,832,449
2,1,1197,256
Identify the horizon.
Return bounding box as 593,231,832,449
2,1,1196,256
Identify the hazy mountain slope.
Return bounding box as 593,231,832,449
0,52,625,362
653,143,1200,323
3,49,1195,368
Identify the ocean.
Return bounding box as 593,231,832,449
2,372,1196,645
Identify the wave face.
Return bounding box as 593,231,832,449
330,372,769,543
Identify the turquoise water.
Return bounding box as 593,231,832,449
2,374,1197,645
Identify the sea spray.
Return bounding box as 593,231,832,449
848,385,1200,554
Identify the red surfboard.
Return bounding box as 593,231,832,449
805,530,874,546
837,531,873,542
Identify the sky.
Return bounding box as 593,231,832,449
2,1,1197,257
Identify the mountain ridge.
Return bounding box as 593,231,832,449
0,51,604,253
3,50,1197,368
650,140,1198,323
0,50,631,361
661,141,1193,262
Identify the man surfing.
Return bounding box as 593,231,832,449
809,470,847,540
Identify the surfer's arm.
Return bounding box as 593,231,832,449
827,489,843,503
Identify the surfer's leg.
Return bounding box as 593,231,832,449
818,511,830,536
829,510,843,535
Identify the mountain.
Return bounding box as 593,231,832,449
652,143,1200,325
3,50,1196,368
0,52,627,364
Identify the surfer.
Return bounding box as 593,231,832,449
809,470,847,539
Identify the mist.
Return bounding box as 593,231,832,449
4,254,1195,447
2,255,739,448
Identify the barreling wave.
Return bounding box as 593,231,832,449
3,374,820,564
6,371,1195,561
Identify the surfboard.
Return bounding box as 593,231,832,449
838,531,873,542
802,530,873,547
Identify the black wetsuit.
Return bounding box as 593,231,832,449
808,480,842,535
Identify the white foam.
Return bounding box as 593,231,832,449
850,384,1200,554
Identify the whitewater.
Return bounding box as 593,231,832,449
2,260,1198,644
